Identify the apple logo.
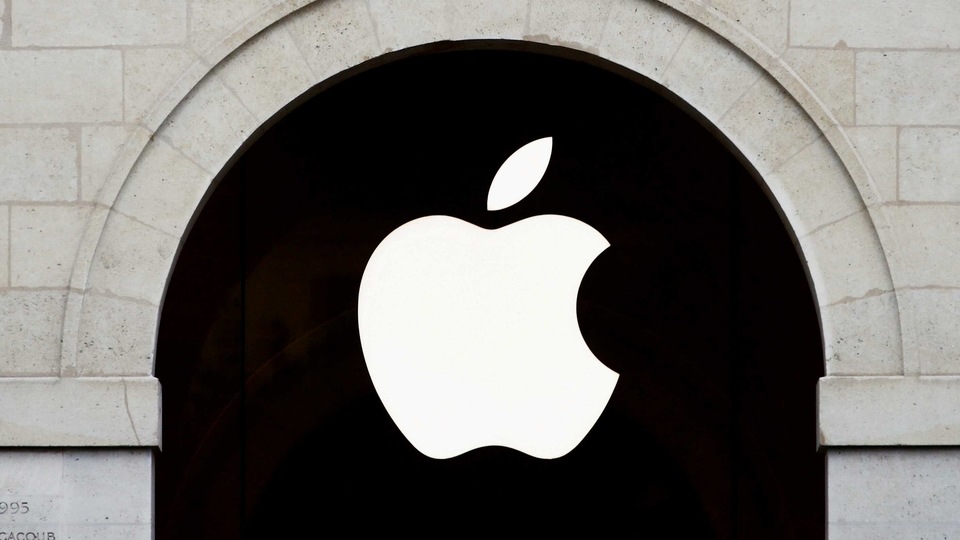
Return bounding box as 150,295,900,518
357,137,619,459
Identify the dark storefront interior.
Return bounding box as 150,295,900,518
156,42,824,539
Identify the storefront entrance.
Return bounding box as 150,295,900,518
156,43,823,539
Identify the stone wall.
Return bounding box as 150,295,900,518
0,0,958,538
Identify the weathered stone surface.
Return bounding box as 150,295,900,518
214,24,314,123
0,50,122,123
819,377,960,445
0,449,154,540
11,205,90,288
113,136,211,237
782,47,855,126
857,51,960,126
0,379,159,445
76,295,159,376
86,212,175,305
0,291,67,376
447,0,526,39
720,72,822,175
123,47,202,126
799,211,892,306
81,125,136,204
899,288,960,375
792,0,960,48
286,0,379,82
900,128,960,203
881,205,960,289
709,0,789,54
528,0,615,51
660,24,763,124
12,0,186,47
0,128,77,202
156,73,259,173
765,136,863,238
599,0,691,82
827,449,960,538
846,126,897,205
821,292,901,375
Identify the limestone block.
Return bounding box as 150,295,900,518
0,205,7,286
123,47,202,127
827,449,960,538
446,0,526,40
708,0,789,54
286,0,379,83
781,47,854,126
62,450,152,521
0,50,122,123
821,292,901,376
819,377,960,446
0,379,159,445
11,0,186,47
857,51,960,126
113,136,211,237
11,205,90,288
846,126,897,205
368,0,446,52
792,0,960,49
765,136,863,238
799,211,892,306
0,127,78,202
900,289,960,375
881,205,960,289
660,25,763,124
899,128,960,203
0,291,67,376
156,73,259,174
528,0,615,51
0,450,62,492
214,24,314,123
598,0,692,83
719,73,822,176
76,295,159,376
86,212,175,305
0,449,155,540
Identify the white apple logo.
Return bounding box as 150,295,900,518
357,137,619,459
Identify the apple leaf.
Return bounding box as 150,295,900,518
487,137,553,211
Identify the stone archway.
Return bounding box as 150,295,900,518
68,0,898,384
47,2,910,536
154,41,825,538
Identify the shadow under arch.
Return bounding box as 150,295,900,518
157,41,824,539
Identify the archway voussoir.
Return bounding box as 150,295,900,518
156,72,260,174
76,294,159,377
660,23,764,124
367,0,447,52
717,73,822,177
765,136,864,239
527,0,616,52
286,0,381,82
87,211,176,307
799,211,894,307
113,136,213,238
821,292,902,376
598,0,691,83
445,0,527,41
213,22,315,123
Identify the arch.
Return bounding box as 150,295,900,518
64,0,901,383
